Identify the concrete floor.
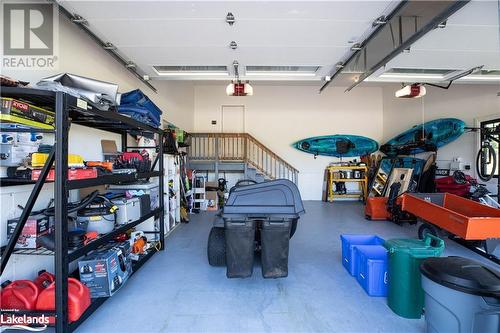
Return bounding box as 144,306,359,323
68,201,494,333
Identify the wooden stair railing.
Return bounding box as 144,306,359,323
188,133,299,183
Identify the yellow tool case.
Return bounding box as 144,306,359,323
31,152,85,168
1,97,55,129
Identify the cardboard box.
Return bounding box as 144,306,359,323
78,243,132,298
206,191,218,211
101,139,121,162
7,215,50,249
205,181,218,189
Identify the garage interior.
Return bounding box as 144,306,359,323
1,1,499,333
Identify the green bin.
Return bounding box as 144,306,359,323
384,234,444,319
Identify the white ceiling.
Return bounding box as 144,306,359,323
59,0,500,84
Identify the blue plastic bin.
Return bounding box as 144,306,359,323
340,234,385,276
355,245,388,296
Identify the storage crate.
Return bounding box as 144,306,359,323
354,245,388,296
340,234,385,276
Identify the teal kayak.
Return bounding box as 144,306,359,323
293,135,379,158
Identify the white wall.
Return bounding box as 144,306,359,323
194,84,384,200
382,84,500,192
0,15,194,282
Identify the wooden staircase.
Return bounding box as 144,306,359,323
187,133,299,183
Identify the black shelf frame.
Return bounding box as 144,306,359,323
0,87,165,333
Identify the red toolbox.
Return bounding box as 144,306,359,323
31,168,98,181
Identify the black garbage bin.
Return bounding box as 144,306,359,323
225,219,255,278
261,219,292,278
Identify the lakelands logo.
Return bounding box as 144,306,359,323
0,313,50,326
1,1,59,69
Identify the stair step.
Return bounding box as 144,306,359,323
188,161,245,172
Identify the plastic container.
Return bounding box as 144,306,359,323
384,234,445,319
112,197,141,225
36,277,91,323
420,256,500,333
261,220,292,278
340,234,385,276
354,245,388,296
33,270,55,293
0,280,39,310
225,219,255,278
109,182,159,211
77,207,115,235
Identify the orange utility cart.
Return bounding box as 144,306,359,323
401,193,500,240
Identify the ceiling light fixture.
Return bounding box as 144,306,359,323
245,71,316,77
226,61,253,96
226,12,235,26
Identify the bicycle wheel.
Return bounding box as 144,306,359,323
476,143,497,181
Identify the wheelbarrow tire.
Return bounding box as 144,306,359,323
418,223,440,241
207,227,226,266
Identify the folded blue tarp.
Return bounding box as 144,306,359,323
118,89,162,128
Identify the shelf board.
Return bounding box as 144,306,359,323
67,208,161,261
327,166,367,170
68,249,156,333
0,178,37,187
2,171,161,189
331,178,367,182
8,209,161,260
331,193,364,198
67,171,161,190
0,86,162,135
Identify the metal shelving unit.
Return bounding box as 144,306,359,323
0,87,165,333
327,165,368,202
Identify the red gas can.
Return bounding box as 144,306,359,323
33,270,55,293
0,280,39,310
36,278,91,323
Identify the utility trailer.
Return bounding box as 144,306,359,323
207,179,305,278
401,193,500,264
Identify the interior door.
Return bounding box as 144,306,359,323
221,105,245,133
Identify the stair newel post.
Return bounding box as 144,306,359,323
214,134,219,180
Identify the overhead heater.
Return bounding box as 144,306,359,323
320,0,471,93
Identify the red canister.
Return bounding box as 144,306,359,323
36,278,91,323
0,280,39,310
33,270,55,293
